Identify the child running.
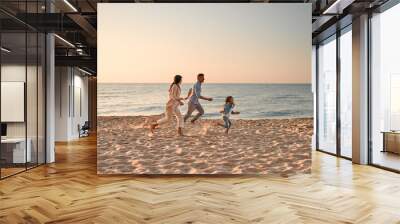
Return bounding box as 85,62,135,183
219,96,240,134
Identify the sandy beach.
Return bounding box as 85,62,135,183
97,116,313,176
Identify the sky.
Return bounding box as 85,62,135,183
98,3,311,84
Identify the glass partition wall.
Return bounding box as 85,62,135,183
316,26,352,159
370,3,400,171
0,4,46,179
0,31,27,177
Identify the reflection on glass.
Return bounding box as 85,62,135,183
371,4,400,171
1,32,28,177
318,36,337,154
0,1,47,179
340,29,352,158
390,75,400,130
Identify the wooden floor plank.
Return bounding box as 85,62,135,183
0,135,400,223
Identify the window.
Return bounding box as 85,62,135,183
317,35,337,154
340,27,352,158
370,3,400,171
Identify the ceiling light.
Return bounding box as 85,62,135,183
76,49,84,55
78,67,93,76
323,0,343,14
63,0,78,12
54,34,75,48
322,0,355,15
1,47,11,53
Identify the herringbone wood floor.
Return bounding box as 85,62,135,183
1,136,400,224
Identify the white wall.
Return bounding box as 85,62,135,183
1,63,46,164
1,65,27,140
55,66,70,141
70,73,89,138
1,65,26,81
1,65,38,138
1,66,25,127
55,67,89,141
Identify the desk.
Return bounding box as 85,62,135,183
382,131,400,155
1,138,31,163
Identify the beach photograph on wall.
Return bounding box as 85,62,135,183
97,3,312,175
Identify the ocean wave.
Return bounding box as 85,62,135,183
134,106,165,112
271,95,301,99
259,110,312,117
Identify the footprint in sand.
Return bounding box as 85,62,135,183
188,168,198,174
176,148,183,154
200,122,214,135
132,122,146,129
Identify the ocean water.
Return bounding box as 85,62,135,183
98,83,313,119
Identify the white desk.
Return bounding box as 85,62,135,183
1,138,31,163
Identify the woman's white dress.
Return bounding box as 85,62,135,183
156,84,184,129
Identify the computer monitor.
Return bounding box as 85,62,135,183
1,123,7,137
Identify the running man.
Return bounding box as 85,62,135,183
184,73,213,123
